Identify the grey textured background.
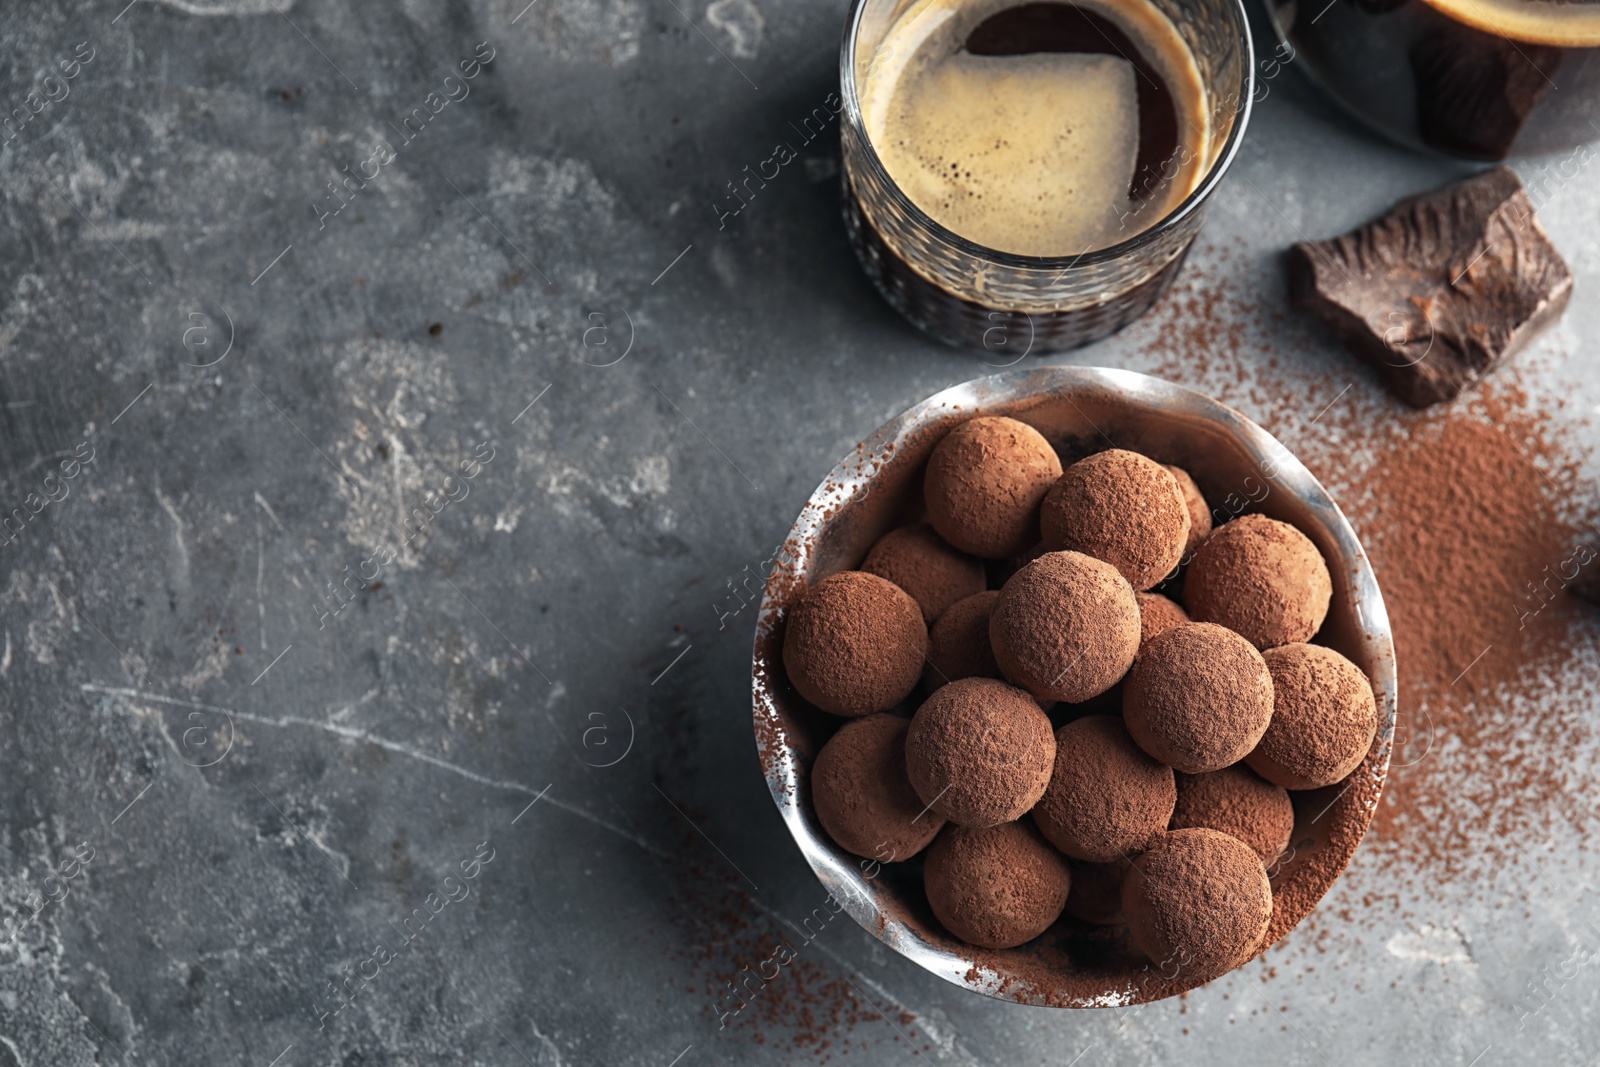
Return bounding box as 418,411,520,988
1,0,1598,1064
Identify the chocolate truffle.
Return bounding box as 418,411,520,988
1122,828,1273,982
1165,464,1213,559
1136,592,1190,652
905,678,1055,827
1065,857,1132,925
1170,766,1294,866
1032,716,1175,863
1040,450,1190,590
924,590,1001,690
924,416,1063,559
924,821,1071,949
1123,623,1275,774
782,571,927,717
1186,514,1333,650
812,714,945,862
1250,643,1379,790
862,523,986,625
990,551,1140,703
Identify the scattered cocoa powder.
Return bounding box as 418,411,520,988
1039,449,1191,590
862,522,986,624
1333,383,1600,887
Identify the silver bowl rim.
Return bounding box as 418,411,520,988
750,365,1397,1007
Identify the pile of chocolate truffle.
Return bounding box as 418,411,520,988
787,415,1379,983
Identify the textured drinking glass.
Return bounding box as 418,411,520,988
840,0,1254,353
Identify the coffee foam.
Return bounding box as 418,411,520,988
861,0,1210,258
1417,0,1600,46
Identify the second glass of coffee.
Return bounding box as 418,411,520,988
841,0,1254,352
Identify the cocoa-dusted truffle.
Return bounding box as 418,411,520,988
1040,450,1190,590
924,590,1001,690
990,551,1140,703
1123,623,1274,774
1251,643,1378,790
862,523,986,625
1136,592,1190,651
905,678,1055,827
1165,464,1213,559
1123,828,1273,982
1170,766,1294,866
1032,716,1175,863
1186,514,1332,649
924,821,1071,949
812,714,944,862
924,416,1063,559
782,571,927,717
1065,856,1132,925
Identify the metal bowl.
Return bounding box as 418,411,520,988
751,366,1396,1007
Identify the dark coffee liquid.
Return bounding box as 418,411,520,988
965,2,1182,202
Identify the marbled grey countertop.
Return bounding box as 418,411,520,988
2,0,1598,1064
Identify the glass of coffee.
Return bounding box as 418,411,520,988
840,0,1254,353
1271,0,1600,160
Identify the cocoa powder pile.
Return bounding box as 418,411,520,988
1333,384,1600,883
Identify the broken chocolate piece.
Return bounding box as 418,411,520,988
1410,27,1561,161
1287,167,1572,408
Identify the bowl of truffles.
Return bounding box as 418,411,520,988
751,366,1396,1006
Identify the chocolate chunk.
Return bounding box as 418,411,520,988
1287,168,1572,408
1410,29,1560,161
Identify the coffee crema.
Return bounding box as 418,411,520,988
1417,0,1600,46
860,0,1210,258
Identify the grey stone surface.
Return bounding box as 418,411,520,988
0,0,1598,1064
